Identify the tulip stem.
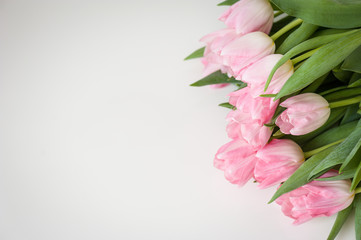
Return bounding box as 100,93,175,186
355,188,361,194
329,95,361,109
274,11,283,18
270,18,303,41
304,139,345,158
291,48,320,65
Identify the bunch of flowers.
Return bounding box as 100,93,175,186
186,0,361,239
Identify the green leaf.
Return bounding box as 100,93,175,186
270,0,361,29
341,45,361,74
265,30,356,91
354,194,361,240
327,204,353,240
286,107,347,146
302,121,358,152
312,29,350,37
301,73,328,93
324,87,361,102
270,2,280,11
340,137,361,172
276,22,318,54
351,156,361,191
350,73,361,85
349,79,361,88
332,69,353,83
341,104,361,125
184,47,205,60
316,169,356,181
219,102,235,110
269,146,336,203
309,123,361,180
217,0,238,6
275,30,361,100
190,70,243,87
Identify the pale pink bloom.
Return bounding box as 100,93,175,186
221,32,275,79
226,110,272,149
276,171,355,225
214,138,258,185
226,87,277,148
254,139,304,189
242,54,294,97
276,93,331,135
228,87,278,124
219,0,274,35
200,29,240,77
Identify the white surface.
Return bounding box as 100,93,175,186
0,1,355,239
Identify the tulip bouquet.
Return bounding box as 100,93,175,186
186,0,361,239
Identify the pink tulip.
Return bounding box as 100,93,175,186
226,110,272,149
276,171,355,224
254,139,304,189
221,32,275,79
200,28,240,77
242,54,294,97
219,0,274,35
226,87,277,148
228,87,278,124
275,93,331,135
214,138,258,185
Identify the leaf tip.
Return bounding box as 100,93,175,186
268,194,279,204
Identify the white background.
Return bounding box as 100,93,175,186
0,0,355,239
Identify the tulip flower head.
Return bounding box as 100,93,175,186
242,54,294,97
228,87,279,125
200,28,240,77
214,138,259,186
219,0,274,35
226,110,273,149
276,171,355,224
221,32,275,79
275,93,331,135
254,139,304,189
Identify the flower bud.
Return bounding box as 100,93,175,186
276,171,355,224
275,93,331,135
254,139,304,189
219,0,274,35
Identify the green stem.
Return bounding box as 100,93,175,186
329,95,361,109
355,188,361,194
304,139,345,158
274,11,283,18
291,48,319,65
270,18,303,41
319,86,348,96
260,94,277,98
